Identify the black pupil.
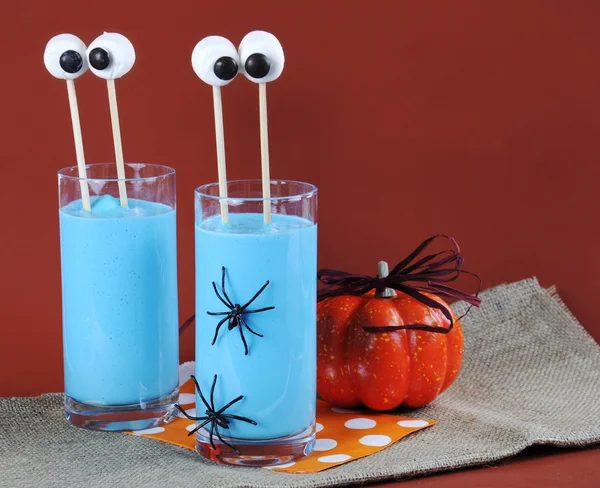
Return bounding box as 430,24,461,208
245,53,270,79
59,50,83,74
89,48,110,70
214,56,238,81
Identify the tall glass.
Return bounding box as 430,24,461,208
194,180,318,466
58,163,179,431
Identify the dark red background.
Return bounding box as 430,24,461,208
1,0,599,398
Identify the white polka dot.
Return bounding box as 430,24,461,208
315,422,324,433
178,393,196,405
313,438,337,451
331,407,362,414
318,454,351,463
359,434,392,447
264,461,296,469
344,418,376,429
178,361,195,386
186,423,198,432
132,427,165,435
397,420,429,428
178,407,196,419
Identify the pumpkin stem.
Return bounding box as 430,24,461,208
375,261,397,298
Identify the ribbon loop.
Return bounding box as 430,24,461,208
317,235,481,333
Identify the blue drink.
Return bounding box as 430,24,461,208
58,164,179,431
194,180,318,465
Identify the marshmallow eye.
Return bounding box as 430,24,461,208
191,36,239,87
238,31,284,83
87,33,136,80
43,34,89,80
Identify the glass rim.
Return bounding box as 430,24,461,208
57,163,176,182
195,179,318,202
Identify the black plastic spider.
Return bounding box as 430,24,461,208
207,266,275,355
175,374,257,454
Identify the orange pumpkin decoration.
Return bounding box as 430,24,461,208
317,262,464,411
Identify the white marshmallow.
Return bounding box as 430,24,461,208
87,32,136,80
238,31,285,83
191,36,239,87
43,34,89,80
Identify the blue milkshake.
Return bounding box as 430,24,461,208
195,212,317,440
60,194,179,407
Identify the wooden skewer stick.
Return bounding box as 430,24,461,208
258,82,272,224
107,79,128,208
212,85,229,224
66,79,91,212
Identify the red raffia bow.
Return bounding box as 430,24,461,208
317,235,482,334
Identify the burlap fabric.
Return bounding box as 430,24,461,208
2,278,599,487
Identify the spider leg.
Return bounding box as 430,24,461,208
240,316,264,338
215,424,241,455
220,266,235,308
240,280,270,309
209,374,218,413
238,323,249,355
212,281,232,309
211,316,229,345
215,394,244,415
207,311,230,316
179,314,195,334
222,413,258,426
187,417,211,437
209,421,217,450
175,404,200,421
244,306,275,314
191,375,212,412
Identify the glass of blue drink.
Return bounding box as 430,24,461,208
58,163,179,431
194,180,317,466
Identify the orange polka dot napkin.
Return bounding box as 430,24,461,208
126,365,434,473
